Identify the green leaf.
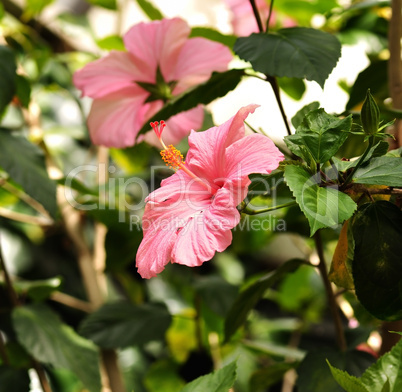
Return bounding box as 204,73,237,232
96,35,125,51
194,276,238,317
250,363,297,391
328,336,402,392
137,69,244,137
135,0,163,20
15,75,31,108
277,76,306,101
79,302,172,348
327,361,370,392
234,28,341,88
284,165,357,236
291,101,320,131
285,109,352,164
144,360,185,392
352,156,402,187
86,0,116,10
243,340,306,361
0,46,16,116
0,130,57,218
12,304,101,392
352,201,402,321
224,258,303,342
0,367,30,392
25,0,54,15
179,361,237,392
190,27,236,49
13,276,62,301
297,349,375,392
361,89,380,135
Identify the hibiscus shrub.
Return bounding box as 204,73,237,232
0,1,402,392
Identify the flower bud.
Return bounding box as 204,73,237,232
361,89,380,135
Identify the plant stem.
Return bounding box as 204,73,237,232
266,75,293,136
243,201,296,215
314,231,347,352
0,207,52,226
340,136,374,190
249,0,264,32
266,0,275,32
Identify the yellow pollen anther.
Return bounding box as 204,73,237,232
160,145,185,170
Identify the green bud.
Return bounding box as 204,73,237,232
361,89,380,135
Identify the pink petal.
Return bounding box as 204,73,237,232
123,18,190,83
140,106,204,147
87,86,148,147
171,187,239,267
224,133,284,179
172,38,232,94
185,104,259,182
73,51,147,99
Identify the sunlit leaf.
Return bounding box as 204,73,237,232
190,27,236,49
284,165,356,236
179,361,237,392
135,0,163,20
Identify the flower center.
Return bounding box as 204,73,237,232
150,121,214,193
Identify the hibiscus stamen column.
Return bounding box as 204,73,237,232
150,121,214,193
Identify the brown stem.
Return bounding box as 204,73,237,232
266,75,292,136
249,0,264,33
314,231,347,351
32,361,52,392
388,0,402,147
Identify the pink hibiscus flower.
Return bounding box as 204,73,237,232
73,18,232,148
136,104,284,278
225,0,295,36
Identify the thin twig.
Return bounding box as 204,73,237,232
0,207,53,226
249,0,264,32
266,0,275,32
314,231,347,352
50,291,94,313
242,201,296,215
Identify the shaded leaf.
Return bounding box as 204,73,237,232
15,75,31,108
297,348,375,392
0,367,30,392
0,46,16,115
137,70,244,136
352,201,402,320
250,363,297,391
224,259,303,342
79,302,172,348
179,361,237,392
234,28,341,88
12,304,101,392
13,276,62,301
278,77,306,101
284,165,357,236
352,156,402,187
0,130,57,218
194,276,238,317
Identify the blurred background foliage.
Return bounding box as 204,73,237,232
0,0,401,391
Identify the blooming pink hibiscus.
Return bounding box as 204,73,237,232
73,18,232,148
136,104,284,278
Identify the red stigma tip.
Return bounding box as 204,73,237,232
150,120,166,139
